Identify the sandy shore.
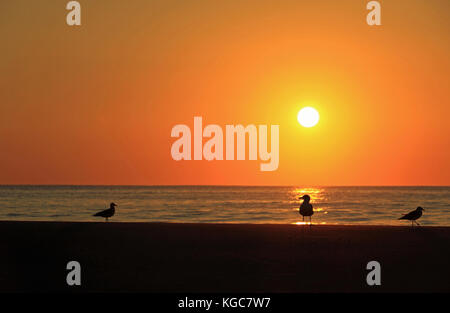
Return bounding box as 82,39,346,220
1,221,449,292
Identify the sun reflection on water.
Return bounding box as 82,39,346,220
291,187,325,201
292,221,327,225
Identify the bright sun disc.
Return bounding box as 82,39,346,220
297,107,319,127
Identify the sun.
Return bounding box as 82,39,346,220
297,107,319,127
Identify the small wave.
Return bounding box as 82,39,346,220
6,213,22,217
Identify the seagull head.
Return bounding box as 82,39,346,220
299,195,311,202
417,206,424,211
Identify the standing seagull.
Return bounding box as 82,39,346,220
299,195,314,225
93,202,117,222
398,206,424,227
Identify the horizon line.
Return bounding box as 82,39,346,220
0,184,449,188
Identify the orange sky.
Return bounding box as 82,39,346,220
0,0,449,185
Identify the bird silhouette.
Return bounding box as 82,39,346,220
93,202,117,221
399,206,424,227
299,195,314,225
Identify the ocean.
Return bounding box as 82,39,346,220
0,186,449,226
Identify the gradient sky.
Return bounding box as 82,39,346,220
0,0,449,185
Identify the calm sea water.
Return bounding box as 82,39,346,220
0,186,449,226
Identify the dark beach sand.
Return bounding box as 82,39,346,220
1,221,449,292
